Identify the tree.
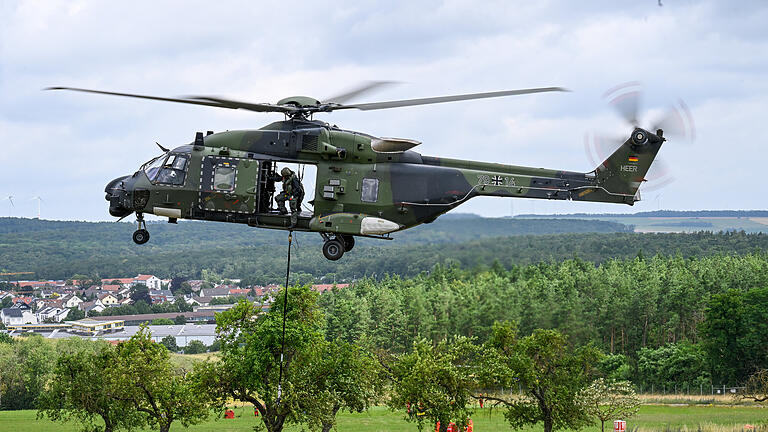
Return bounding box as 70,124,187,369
577,379,640,432
636,342,709,390
160,335,178,352
183,340,207,354
174,315,187,325
0,334,56,410
150,318,174,325
389,337,477,432
67,307,85,321
114,326,213,432
130,284,151,305
197,286,325,432
175,297,193,312
740,369,768,403
480,324,600,432
38,344,139,432
294,340,383,432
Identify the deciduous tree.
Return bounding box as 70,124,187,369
577,379,640,432
114,326,212,432
198,286,325,432
38,344,139,432
480,324,599,432
389,337,477,432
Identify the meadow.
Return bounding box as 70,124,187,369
1,404,765,432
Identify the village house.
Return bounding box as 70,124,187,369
186,280,205,292
199,287,234,298
101,284,121,293
79,300,105,315
136,274,163,290
1,306,36,326
36,298,64,310
101,277,135,287
97,293,119,306
12,296,35,308
148,289,174,304
61,294,83,309
36,306,70,323
311,283,350,293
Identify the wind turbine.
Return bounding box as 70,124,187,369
31,196,44,219
2,196,14,217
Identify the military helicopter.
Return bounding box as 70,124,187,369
48,83,668,261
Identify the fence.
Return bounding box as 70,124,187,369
479,384,747,397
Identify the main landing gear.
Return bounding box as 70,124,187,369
132,213,150,245
320,233,355,261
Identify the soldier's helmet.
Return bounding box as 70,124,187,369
280,167,292,177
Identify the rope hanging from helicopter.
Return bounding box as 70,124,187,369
276,230,293,404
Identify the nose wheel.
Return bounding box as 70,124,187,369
133,213,150,245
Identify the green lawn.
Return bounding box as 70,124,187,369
1,405,766,431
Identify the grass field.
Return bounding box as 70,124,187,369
2,405,766,432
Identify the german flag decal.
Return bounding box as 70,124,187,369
628,156,639,162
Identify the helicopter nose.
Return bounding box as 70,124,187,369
105,175,133,217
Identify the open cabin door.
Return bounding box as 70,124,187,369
198,156,259,214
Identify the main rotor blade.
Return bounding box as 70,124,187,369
334,87,569,111
46,87,292,113
323,81,398,104
183,96,296,113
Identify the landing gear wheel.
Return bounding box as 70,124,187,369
340,235,355,252
133,229,150,245
322,239,345,261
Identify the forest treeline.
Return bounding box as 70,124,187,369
2,217,768,285
317,252,768,387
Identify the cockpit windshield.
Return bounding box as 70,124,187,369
142,154,167,181
142,152,190,186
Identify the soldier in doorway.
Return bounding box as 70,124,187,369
272,167,304,227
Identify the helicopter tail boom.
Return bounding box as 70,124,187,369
423,127,663,206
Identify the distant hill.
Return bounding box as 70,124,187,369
515,210,768,218
1,217,767,284
513,210,768,234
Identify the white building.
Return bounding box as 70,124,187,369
62,294,84,309
135,274,162,290
36,306,70,323
1,308,37,326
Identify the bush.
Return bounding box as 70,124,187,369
183,340,206,354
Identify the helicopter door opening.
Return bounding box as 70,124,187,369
256,161,316,216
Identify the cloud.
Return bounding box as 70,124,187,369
0,0,766,220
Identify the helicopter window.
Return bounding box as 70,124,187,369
155,154,189,186
143,155,167,181
361,178,379,202
213,165,236,191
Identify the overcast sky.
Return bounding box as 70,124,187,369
1,0,766,221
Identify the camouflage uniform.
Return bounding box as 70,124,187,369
273,167,304,226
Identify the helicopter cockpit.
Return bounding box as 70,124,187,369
141,147,191,186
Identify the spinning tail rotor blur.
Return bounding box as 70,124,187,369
584,82,696,193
